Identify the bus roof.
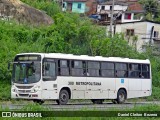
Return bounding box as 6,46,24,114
16,53,150,64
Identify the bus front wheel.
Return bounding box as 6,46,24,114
57,89,69,105
117,89,126,104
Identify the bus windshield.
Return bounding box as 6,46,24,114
12,62,41,84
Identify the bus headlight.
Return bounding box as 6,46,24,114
12,88,17,92
32,86,40,92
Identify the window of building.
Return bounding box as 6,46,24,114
142,64,150,78
43,59,56,80
128,64,141,78
87,61,100,77
110,6,112,10
77,3,81,9
124,13,131,20
154,31,159,38
133,13,141,20
101,6,105,10
58,60,70,76
115,63,128,77
63,3,65,8
126,29,134,36
101,62,114,77
71,60,85,76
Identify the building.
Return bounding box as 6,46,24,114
97,1,128,22
62,0,97,15
108,21,160,52
97,0,144,24
122,2,144,23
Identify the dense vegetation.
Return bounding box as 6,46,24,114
0,0,160,101
139,0,160,21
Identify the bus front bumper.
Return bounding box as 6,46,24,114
11,91,42,99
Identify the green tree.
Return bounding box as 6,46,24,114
90,33,139,58
139,0,160,20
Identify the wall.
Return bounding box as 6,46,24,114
72,2,86,13
62,2,67,11
108,21,160,52
63,1,96,15
121,13,143,23
151,22,160,48
97,4,128,13
107,22,147,52
86,0,97,15
97,4,143,23
62,2,86,13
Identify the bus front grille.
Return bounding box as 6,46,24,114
16,86,33,89
18,90,31,93
19,94,29,97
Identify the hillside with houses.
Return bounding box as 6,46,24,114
61,0,160,53
0,0,160,56
1,0,160,53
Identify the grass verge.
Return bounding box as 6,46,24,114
0,103,160,120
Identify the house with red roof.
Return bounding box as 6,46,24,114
121,2,144,23
97,0,144,24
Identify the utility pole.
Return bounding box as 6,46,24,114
109,0,115,37
149,26,154,47
62,0,64,9
113,19,116,35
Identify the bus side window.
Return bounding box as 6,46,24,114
87,61,100,77
142,64,150,78
101,62,114,77
115,63,127,78
128,64,141,78
43,59,56,81
58,60,70,76
71,60,84,76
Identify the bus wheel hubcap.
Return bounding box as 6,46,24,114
61,93,66,101
119,93,124,101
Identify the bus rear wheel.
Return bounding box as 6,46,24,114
57,89,69,105
91,99,103,104
117,89,126,104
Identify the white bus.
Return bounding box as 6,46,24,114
10,53,152,105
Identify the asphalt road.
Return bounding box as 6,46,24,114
1,101,160,110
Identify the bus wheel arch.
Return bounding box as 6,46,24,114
61,87,71,99
56,87,71,105
117,88,127,104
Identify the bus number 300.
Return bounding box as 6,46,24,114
68,82,74,85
